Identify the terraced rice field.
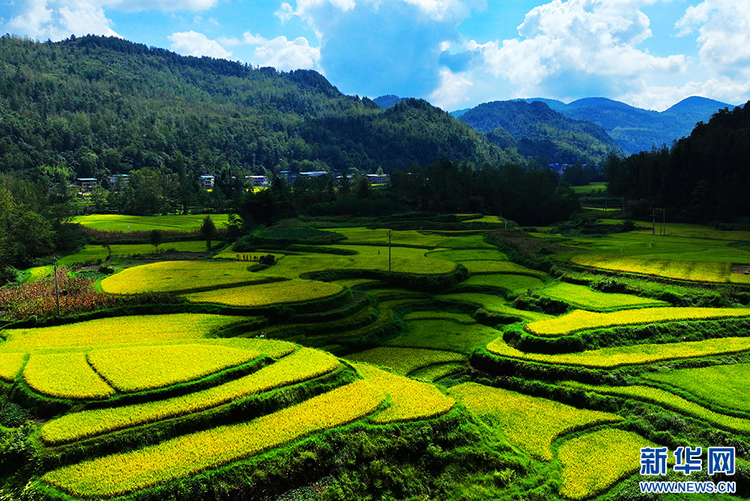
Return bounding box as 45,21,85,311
355,364,454,423
564,382,750,434
641,363,750,412
487,336,750,368
458,260,547,276
344,347,465,376
100,261,272,294
59,242,209,266
525,307,750,337
41,348,339,444
426,249,508,262
24,352,115,399
182,280,343,307
0,352,26,381
88,344,259,392
386,319,501,354
73,214,232,232
42,380,386,498
536,282,666,311
458,274,545,294
558,429,656,500
0,314,254,352
448,383,621,460
436,293,553,322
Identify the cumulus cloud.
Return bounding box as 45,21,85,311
676,0,750,76
253,36,322,72
168,31,232,58
6,0,119,40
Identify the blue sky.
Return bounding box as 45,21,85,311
2,0,749,111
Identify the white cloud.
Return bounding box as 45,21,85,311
253,36,321,72
103,0,217,12
676,0,750,75
429,67,473,109
168,30,232,58
6,0,119,40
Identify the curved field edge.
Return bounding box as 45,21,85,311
486,335,750,369
525,307,750,337
40,348,341,445
42,380,387,498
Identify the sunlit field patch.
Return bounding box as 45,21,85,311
41,348,339,444
355,364,454,423
487,336,750,368
536,282,667,311
572,255,731,282
525,307,750,337
564,382,750,434
448,383,621,461
59,242,210,266
24,352,115,399
182,280,343,307
408,362,464,382
387,319,500,354
558,429,655,500
344,347,465,376
436,293,553,322
88,344,260,392
427,249,508,262
329,227,446,247
73,214,232,233
0,314,254,353
100,261,270,294
42,380,385,498
0,352,26,382
641,363,750,412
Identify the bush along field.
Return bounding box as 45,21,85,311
2,215,750,500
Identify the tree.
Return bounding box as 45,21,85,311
200,216,218,250
149,229,163,252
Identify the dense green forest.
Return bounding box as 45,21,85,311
606,102,750,223
0,34,510,182
457,100,623,165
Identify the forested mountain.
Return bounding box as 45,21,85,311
534,96,734,154
606,101,750,222
458,100,623,165
0,34,509,184
373,95,407,109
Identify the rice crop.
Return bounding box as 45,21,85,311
0,352,26,382
487,336,750,368
436,293,553,322
41,348,339,444
344,347,465,376
458,274,545,294
402,311,475,323
427,249,508,262
88,344,260,392
329,278,380,288
458,261,547,276
214,338,296,359
73,214,232,233
182,280,343,307
566,382,750,434
100,261,271,294
558,429,655,500
355,364,454,423
42,380,385,498
448,383,621,461
24,353,115,400
0,314,254,353
59,242,209,266
332,227,446,247
572,255,730,283
526,307,750,337
408,362,464,382
536,282,666,311
641,363,750,412
387,319,501,354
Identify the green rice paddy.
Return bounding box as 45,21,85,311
73,214,232,233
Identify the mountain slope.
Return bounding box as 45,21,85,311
458,100,623,165
560,96,735,154
0,35,508,181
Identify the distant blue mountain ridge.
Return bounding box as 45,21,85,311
376,94,736,155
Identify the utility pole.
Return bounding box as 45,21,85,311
652,208,656,235
387,230,393,272
53,257,61,316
